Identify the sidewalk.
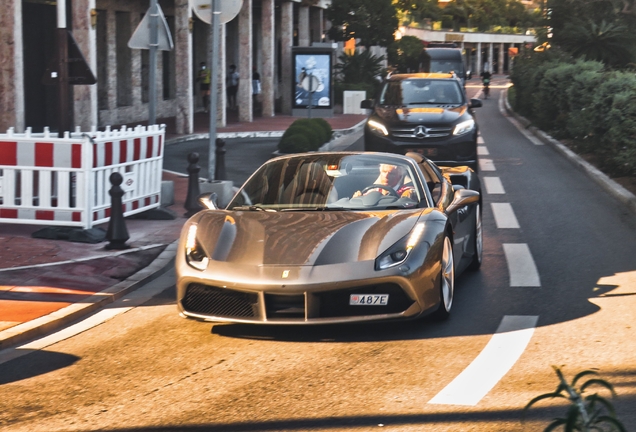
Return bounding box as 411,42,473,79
0,111,368,351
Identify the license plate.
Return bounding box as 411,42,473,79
350,294,389,306
407,148,438,157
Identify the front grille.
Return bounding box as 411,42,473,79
265,294,305,319
390,126,452,140
182,284,258,318
316,283,413,318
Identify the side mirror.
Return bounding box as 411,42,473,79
467,70,472,80
198,192,219,210
360,99,374,109
469,98,482,108
446,189,479,214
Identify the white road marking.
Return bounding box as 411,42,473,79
503,243,541,287
491,203,520,228
477,146,489,155
0,269,176,365
483,177,505,194
479,158,496,171
477,136,485,145
429,315,539,406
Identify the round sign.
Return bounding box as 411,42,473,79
301,75,322,93
190,0,243,25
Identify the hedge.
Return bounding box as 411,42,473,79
510,48,636,177
278,118,334,153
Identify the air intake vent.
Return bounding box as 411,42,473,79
183,284,258,318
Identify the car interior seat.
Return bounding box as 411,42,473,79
282,162,336,205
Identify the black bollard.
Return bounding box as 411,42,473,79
184,152,201,217
215,138,227,181
105,172,130,250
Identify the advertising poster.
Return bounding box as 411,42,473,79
293,53,332,109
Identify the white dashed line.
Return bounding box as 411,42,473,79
483,177,505,194
491,203,520,228
479,158,496,171
503,243,541,287
428,315,539,406
477,146,489,155
477,136,485,145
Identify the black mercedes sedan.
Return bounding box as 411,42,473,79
361,73,482,172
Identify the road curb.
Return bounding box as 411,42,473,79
0,241,178,351
502,88,636,217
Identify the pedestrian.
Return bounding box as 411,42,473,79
226,64,239,110
197,62,211,113
252,68,261,98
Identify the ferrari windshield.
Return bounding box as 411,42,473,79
227,153,425,211
380,79,463,106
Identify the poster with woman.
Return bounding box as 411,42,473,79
293,52,332,109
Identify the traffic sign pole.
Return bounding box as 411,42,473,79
57,0,69,138
208,0,220,181
149,0,159,125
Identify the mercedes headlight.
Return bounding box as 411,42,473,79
368,119,389,136
185,224,209,271
453,119,475,136
375,223,426,270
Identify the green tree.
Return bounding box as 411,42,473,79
387,35,424,72
559,19,636,67
326,0,398,48
394,0,442,25
546,0,636,66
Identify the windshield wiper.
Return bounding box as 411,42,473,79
280,207,345,212
232,205,275,212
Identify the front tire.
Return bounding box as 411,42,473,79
429,235,455,321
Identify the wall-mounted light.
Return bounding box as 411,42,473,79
90,9,97,29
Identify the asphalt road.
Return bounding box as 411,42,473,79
1,83,635,431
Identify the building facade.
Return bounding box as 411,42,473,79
0,0,329,134
401,27,537,75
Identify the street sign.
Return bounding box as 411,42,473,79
128,4,174,51
190,0,243,25
42,30,96,85
301,75,321,93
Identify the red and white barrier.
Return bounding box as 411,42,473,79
0,125,165,229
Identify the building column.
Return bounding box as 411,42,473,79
0,0,24,132
281,1,293,115
476,42,482,74
106,9,117,114
298,5,310,47
71,0,97,130
238,0,252,122
488,43,494,73
310,7,323,43
174,0,193,134
499,42,505,74
261,0,275,117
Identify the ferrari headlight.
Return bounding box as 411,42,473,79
375,223,425,270
368,119,389,136
453,119,475,136
185,224,209,271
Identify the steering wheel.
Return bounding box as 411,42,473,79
361,184,399,198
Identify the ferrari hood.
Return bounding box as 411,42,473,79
193,209,425,266
374,105,466,125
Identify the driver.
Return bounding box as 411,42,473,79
353,163,416,199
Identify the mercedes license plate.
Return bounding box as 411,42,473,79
407,148,438,157
350,294,389,306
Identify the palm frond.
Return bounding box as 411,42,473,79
595,415,627,431
571,369,599,387
580,378,617,396
585,394,617,417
